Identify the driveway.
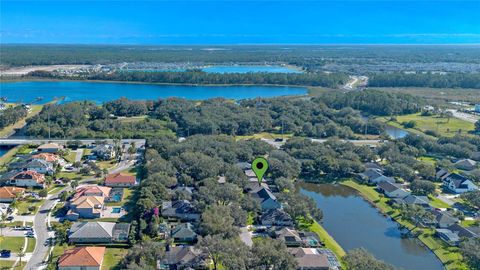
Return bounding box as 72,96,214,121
1,227,29,237
239,226,253,247
74,149,84,162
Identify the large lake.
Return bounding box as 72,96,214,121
299,183,443,270
0,81,307,103
202,65,303,73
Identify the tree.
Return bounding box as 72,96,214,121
70,180,79,190
17,246,25,266
410,180,436,196
400,204,435,229
251,238,297,270
39,189,48,198
59,191,69,202
475,120,480,134
461,190,480,209
344,248,396,270
200,205,237,237
460,238,480,269
122,240,165,269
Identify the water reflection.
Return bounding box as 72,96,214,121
298,182,443,270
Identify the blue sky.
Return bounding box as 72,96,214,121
1,0,479,44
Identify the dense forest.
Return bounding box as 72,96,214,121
2,45,480,67
369,72,480,89
24,90,421,139
0,105,28,129
27,70,349,88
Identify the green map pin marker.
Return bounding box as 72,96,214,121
252,157,269,185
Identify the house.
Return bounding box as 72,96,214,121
74,185,112,199
0,186,25,203
68,196,104,220
9,158,55,175
251,186,281,211
31,153,60,163
7,170,45,188
162,200,200,221
435,229,460,246
435,168,450,181
68,221,130,244
392,195,430,208
357,168,394,184
448,224,479,239
443,173,478,194
377,181,410,198
37,143,63,153
58,246,105,270
432,211,459,228
364,162,383,171
93,144,116,160
158,246,207,270
261,208,294,227
454,159,477,171
105,173,136,187
171,223,197,243
471,151,480,161
288,248,333,270
275,227,302,247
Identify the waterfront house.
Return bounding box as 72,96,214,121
454,159,477,171
157,246,207,270
435,229,460,246
447,224,479,239
358,168,395,185
377,181,410,198
37,143,63,153
251,186,282,211
288,248,333,270
105,172,136,187
275,227,302,247
161,200,200,221
432,210,459,228
392,195,430,208
58,246,105,270
93,144,116,160
170,223,198,243
261,208,294,227
0,186,25,203
7,170,45,188
68,221,130,244
443,173,478,194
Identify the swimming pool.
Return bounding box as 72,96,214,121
112,207,122,213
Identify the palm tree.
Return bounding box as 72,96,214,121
17,247,25,266
70,180,79,190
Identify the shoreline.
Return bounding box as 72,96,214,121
340,179,466,270
0,77,335,97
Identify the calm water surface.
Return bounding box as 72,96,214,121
202,65,302,73
299,182,443,270
385,125,410,139
0,81,307,103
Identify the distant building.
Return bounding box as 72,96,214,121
261,208,294,227
443,173,478,194
475,104,480,113
157,246,207,270
435,229,460,246
377,181,410,198
289,248,340,270
7,170,45,188
454,159,477,171
68,222,130,244
37,143,63,153
161,200,200,221
93,144,116,160
170,222,197,243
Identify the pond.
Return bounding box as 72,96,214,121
202,65,303,73
385,124,410,139
298,182,444,270
0,81,307,104
0,147,10,158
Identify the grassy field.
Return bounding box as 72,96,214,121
102,248,128,270
0,260,25,270
64,150,78,163
0,104,43,138
0,236,25,251
14,197,44,215
372,87,480,104
341,179,469,270
428,195,451,209
378,113,474,137
298,217,346,260
26,238,36,253
0,146,19,167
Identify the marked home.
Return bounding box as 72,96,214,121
58,246,106,270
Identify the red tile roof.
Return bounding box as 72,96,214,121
0,186,25,199
58,246,105,267
105,173,136,184
13,170,45,184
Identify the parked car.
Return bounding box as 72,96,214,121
0,250,11,258
6,216,14,221
25,231,35,238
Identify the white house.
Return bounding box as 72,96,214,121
443,173,478,194
377,181,410,198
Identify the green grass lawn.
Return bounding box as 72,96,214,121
64,150,77,163
26,237,36,253
0,260,26,270
46,244,69,269
0,236,25,251
14,197,44,215
102,248,128,270
461,219,479,227
97,160,117,170
379,113,474,137
419,231,468,270
418,156,438,165
428,195,451,209
0,146,19,167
